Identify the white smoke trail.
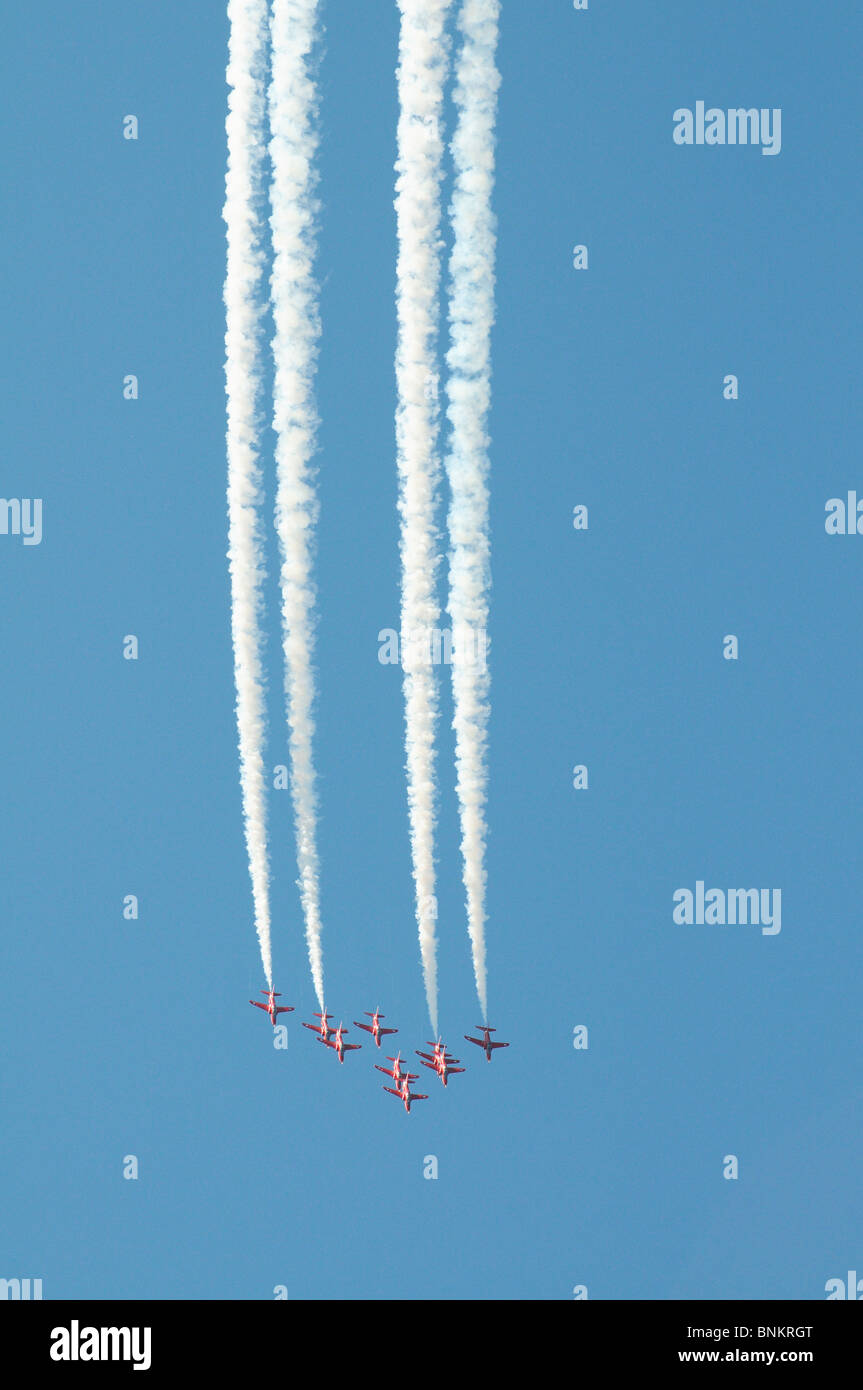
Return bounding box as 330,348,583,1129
268,0,326,1010
224,0,273,987
444,0,500,1021
394,0,452,1036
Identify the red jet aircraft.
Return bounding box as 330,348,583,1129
318,1022,361,1064
383,1074,427,1114
353,1008,398,1048
249,989,295,1027
416,1040,466,1087
302,1011,337,1041
375,1051,413,1086
464,1025,510,1062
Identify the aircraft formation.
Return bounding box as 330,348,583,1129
248,995,508,1115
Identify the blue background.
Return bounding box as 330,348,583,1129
1,0,860,1299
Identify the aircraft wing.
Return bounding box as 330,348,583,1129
379,1026,398,1035
448,1066,466,1074
491,1040,509,1050
383,1086,401,1098
250,1001,269,1011
343,1043,362,1051
464,1034,483,1046
416,1051,436,1062
317,1036,335,1049
353,1021,373,1032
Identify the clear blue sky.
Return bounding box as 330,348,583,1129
1,0,861,1300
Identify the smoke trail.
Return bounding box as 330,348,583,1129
394,0,452,1035
224,0,273,987
268,0,326,1009
444,0,500,1020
